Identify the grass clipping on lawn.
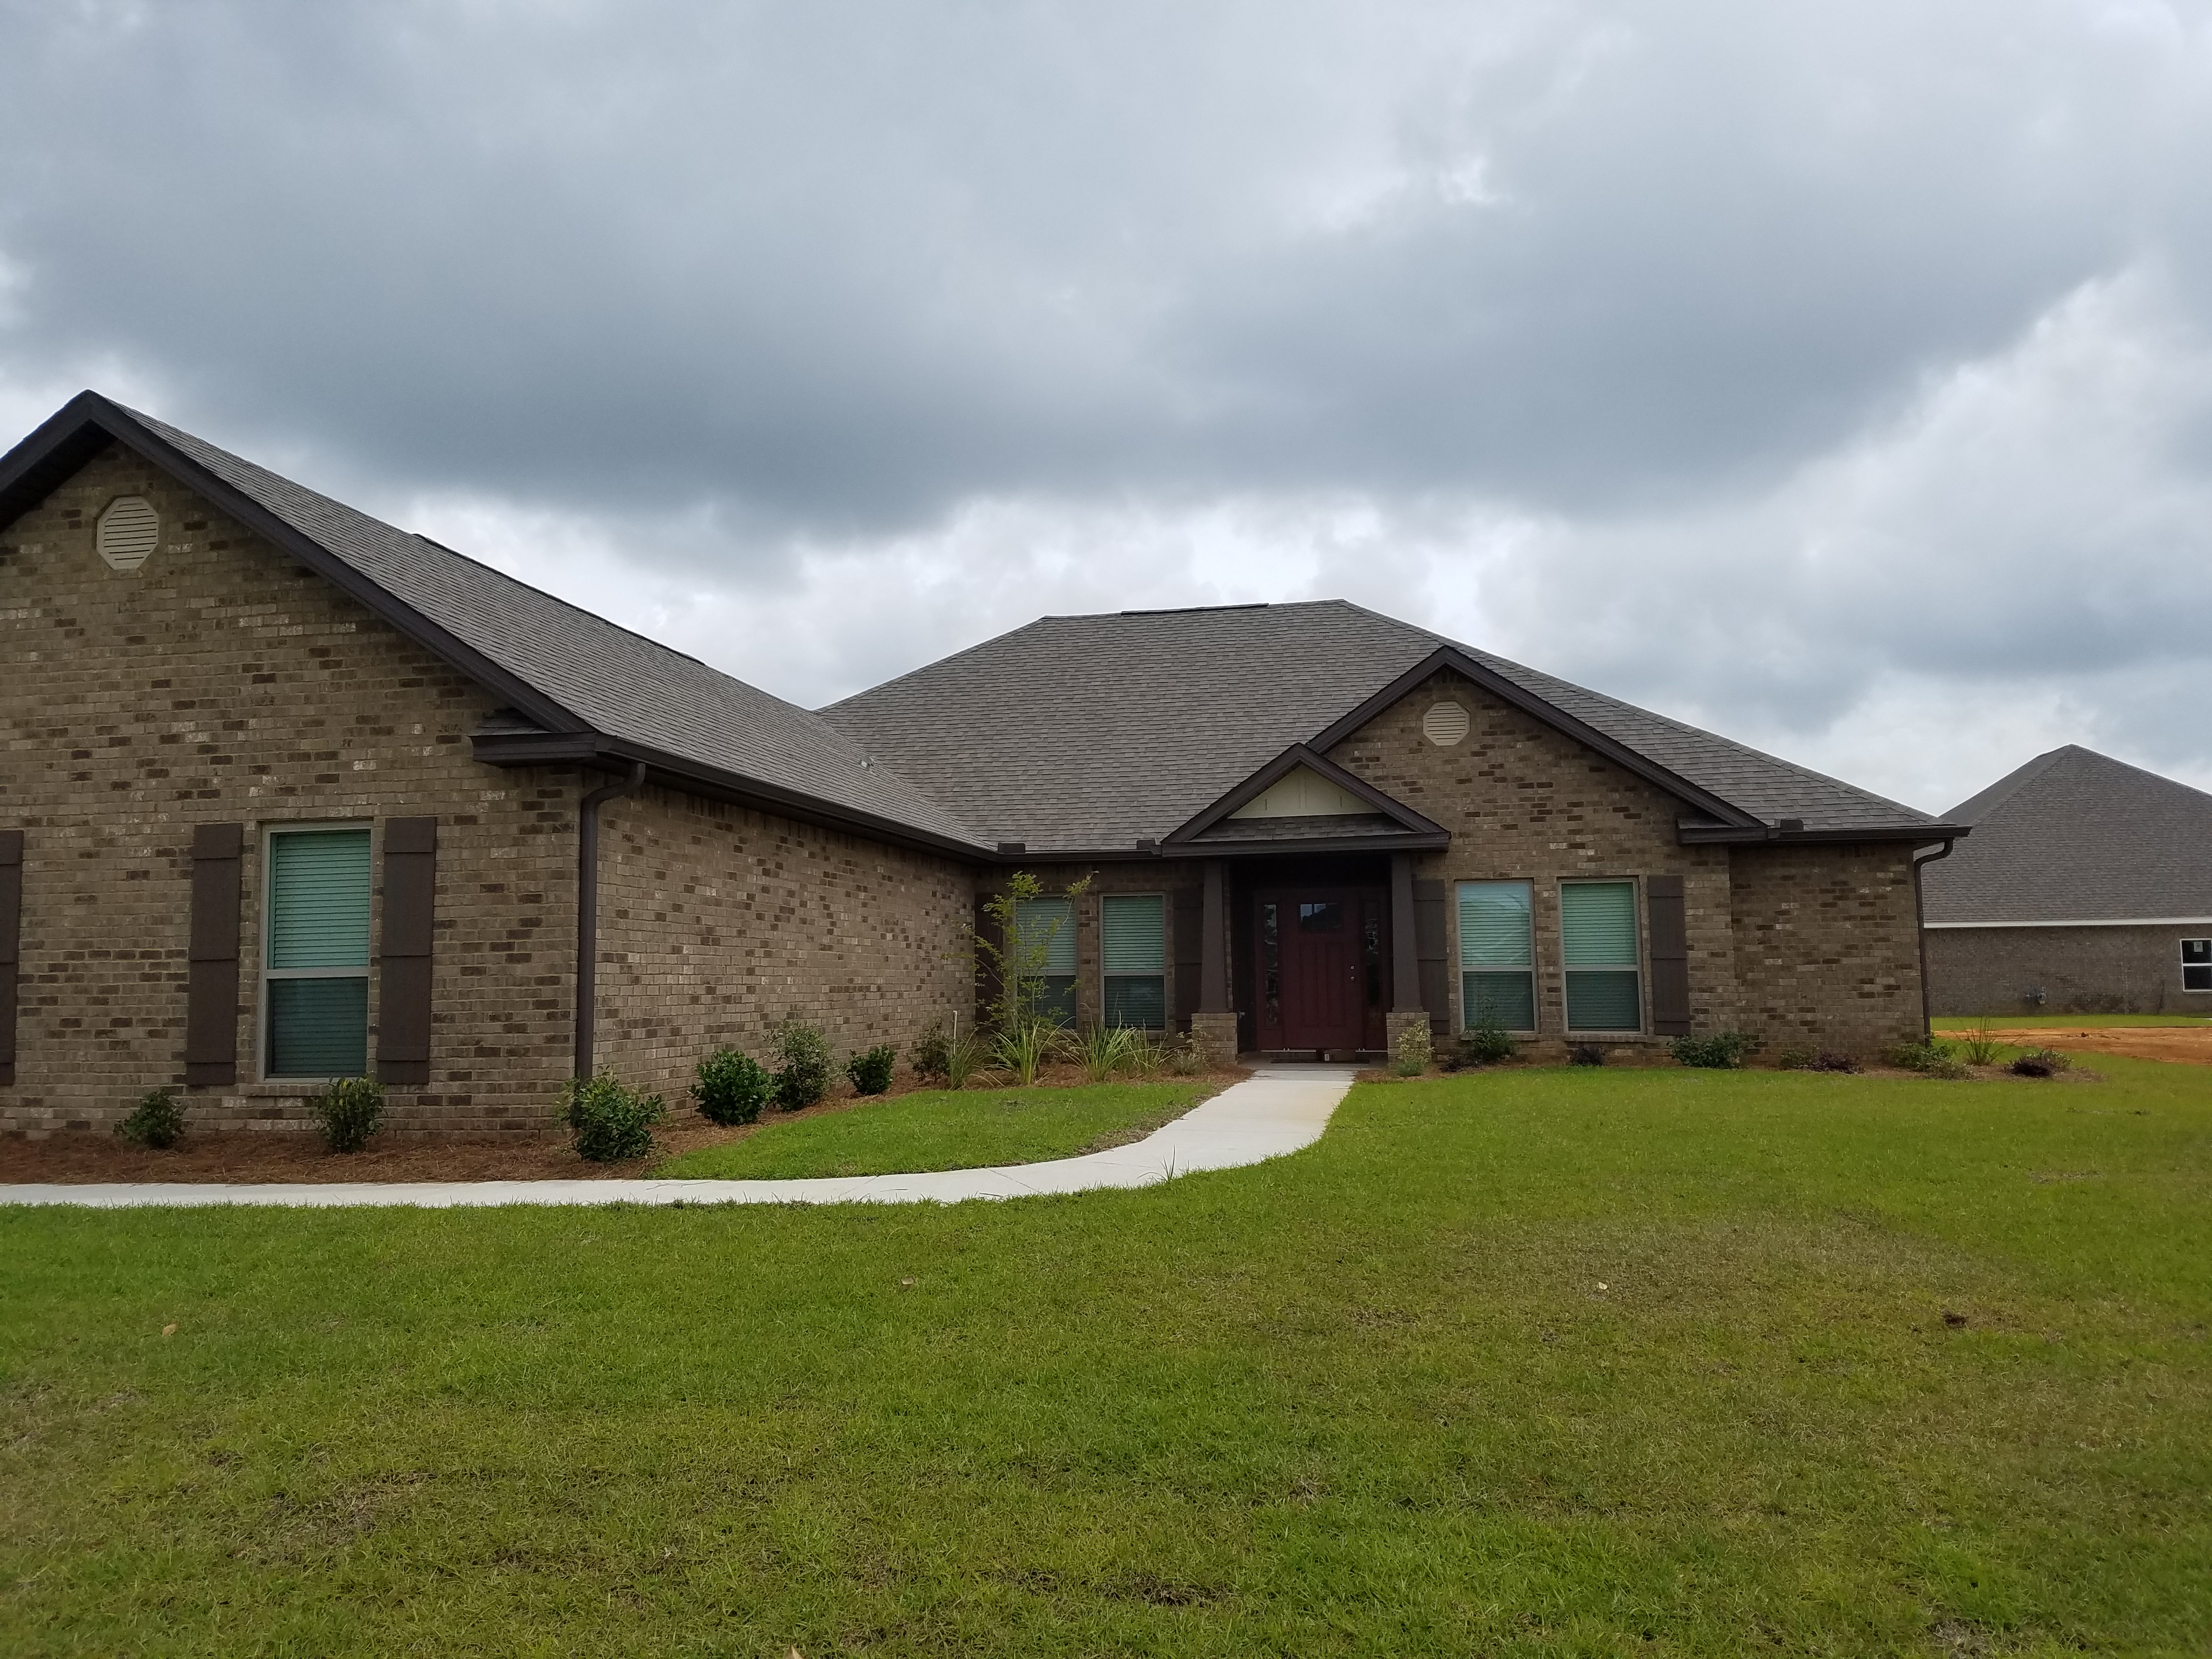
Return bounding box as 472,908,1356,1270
4,1057,2210,1655
652,1081,1211,1179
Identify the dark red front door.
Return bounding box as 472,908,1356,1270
1254,888,1387,1054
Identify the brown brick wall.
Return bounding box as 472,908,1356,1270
1325,669,1738,1041
591,783,978,1099
1728,843,1924,1054
1,443,578,1135
1926,924,2210,1016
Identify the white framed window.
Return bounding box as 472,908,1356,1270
1101,894,1167,1029
262,825,372,1078
1561,879,1642,1032
2183,939,2212,992
1013,896,1078,1025
1458,880,1536,1031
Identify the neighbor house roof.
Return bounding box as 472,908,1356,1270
818,601,1956,854
0,392,990,855
1921,746,2212,926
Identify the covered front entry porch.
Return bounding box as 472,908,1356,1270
1182,850,1442,1064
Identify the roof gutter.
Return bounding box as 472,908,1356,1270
1677,819,1974,846
1911,838,1957,1037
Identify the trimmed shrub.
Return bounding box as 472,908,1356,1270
1886,1039,1968,1080
847,1043,897,1097
116,1087,185,1149
1671,1031,1753,1069
1568,1044,1605,1067
565,1072,667,1163
2010,1047,2072,1079
1775,1046,1815,1071
913,1022,952,1084
771,1019,834,1110
1444,1021,1517,1070
692,1047,772,1126
1808,1051,1863,1074
311,1076,385,1153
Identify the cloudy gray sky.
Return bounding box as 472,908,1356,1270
5,0,2210,813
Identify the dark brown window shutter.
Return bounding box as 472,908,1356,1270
1413,879,1449,1038
186,823,244,1087
377,817,438,1086
1646,873,1691,1036
0,830,22,1087
1170,890,1200,1029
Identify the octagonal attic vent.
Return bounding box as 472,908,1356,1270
1421,701,1470,746
96,495,160,572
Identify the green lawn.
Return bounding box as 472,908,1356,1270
5,1062,2210,1656
1934,1013,2212,1029
654,1082,1210,1179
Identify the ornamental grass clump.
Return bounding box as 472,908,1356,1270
692,1047,773,1126
994,1018,1063,1088
564,1072,665,1163
1670,1031,1753,1069
1960,1017,2005,1067
846,1043,897,1097
116,1087,185,1150
770,1018,833,1111
310,1076,386,1153
1077,1023,1137,1082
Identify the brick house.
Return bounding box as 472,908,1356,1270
1923,746,2212,1015
2,393,1962,1136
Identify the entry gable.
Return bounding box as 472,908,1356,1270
1163,743,1447,854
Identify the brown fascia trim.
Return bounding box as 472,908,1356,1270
1163,742,1449,845
1678,820,1975,846
472,729,996,864
0,393,585,737
1161,830,1450,858
1307,646,1767,833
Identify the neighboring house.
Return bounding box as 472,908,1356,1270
1,392,1961,1136
1922,746,2212,1016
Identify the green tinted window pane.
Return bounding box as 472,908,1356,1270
1560,881,1637,967
1104,974,1166,1029
1464,970,1536,1030
268,830,371,969
1458,881,1533,967
268,975,368,1076
1038,975,1077,1026
1101,895,1165,972
1566,969,1640,1031
1014,899,1076,975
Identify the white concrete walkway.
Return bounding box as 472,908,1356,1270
0,1065,1360,1210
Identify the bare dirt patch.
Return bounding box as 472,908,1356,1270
0,1061,1248,1184
1980,1026,2212,1066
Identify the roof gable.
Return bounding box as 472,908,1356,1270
0,392,989,857
1164,744,1447,853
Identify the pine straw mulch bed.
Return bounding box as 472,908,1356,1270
0,1062,1250,1185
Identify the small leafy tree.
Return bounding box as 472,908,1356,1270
311,1076,385,1153
116,1087,186,1149
692,1047,772,1125
973,872,1092,1037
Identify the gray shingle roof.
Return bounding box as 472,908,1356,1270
1922,746,2212,923
819,600,1942,851
105,403,989,851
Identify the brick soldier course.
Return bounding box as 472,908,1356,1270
3,393,1963,1142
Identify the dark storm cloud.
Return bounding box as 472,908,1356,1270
4,1,2211,808
2,2,2199,525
